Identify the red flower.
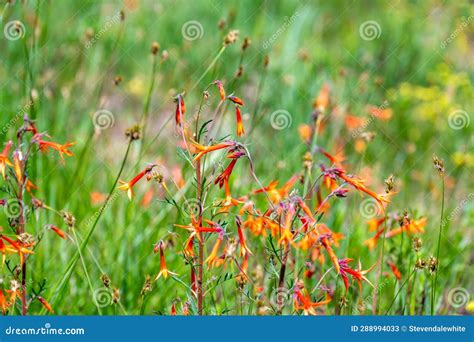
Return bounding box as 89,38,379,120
338,258,375,293
175,93,186,126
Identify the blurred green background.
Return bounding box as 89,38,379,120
0,0,472,315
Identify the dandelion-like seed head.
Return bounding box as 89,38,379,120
412,237,422,252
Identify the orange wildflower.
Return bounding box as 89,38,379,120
213,80,226,101
227,95,245,106
155,241,177,280
318,147,345,166
387,261,401,281
235,106,245,137
333,169,391,206
205,229,224,268
0,235,34,265
313,83,330,111
13,150,22,182
367,217,386,232
191,140,235,162
364,227,384,251
294,286,331,315
385,217,427,238
117,165,154,200
171,302,176,315
0,289,9,314
37,296,54,313
236,216,252,257
0,141,13,179
278,204,296,246
320,236,340,274
46,225,67,240
367,105,392,121
33,134,75,161
254,175,298,203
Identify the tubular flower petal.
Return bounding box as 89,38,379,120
175,93,186,126
294,286,331,315
227,95,245,106
235,106,245,137
213,80,226,101
338,258,375,293
37,296,54,313
236,217,252,257
32,134,75,161
0,141,13,179
155,241,177,280
46,225,67,240
387,261,401,281
117,165,154,200
191,141,235,162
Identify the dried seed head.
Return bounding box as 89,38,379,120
10,279,20,292
432,154,445,175
114,75,123,86
61,211,76,229
242,37,251,50
31,198,45,210
125,124,141,141
217,19,226,30
428,256,438,274
224,30,239,46
161,50,169,61
141,275,152,296
235,65,243,78
119,10,125,21
151,42,160,55
303,151,312,170
412,237,422,252
18,233,34,245
101,274,111,288
85,28,94,40
339,296,348,308
360,132,376,142
415,258,427,270
263,55,270,68
112,288,120,304
384,174,395,193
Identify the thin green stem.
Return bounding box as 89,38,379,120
432,176,445,315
